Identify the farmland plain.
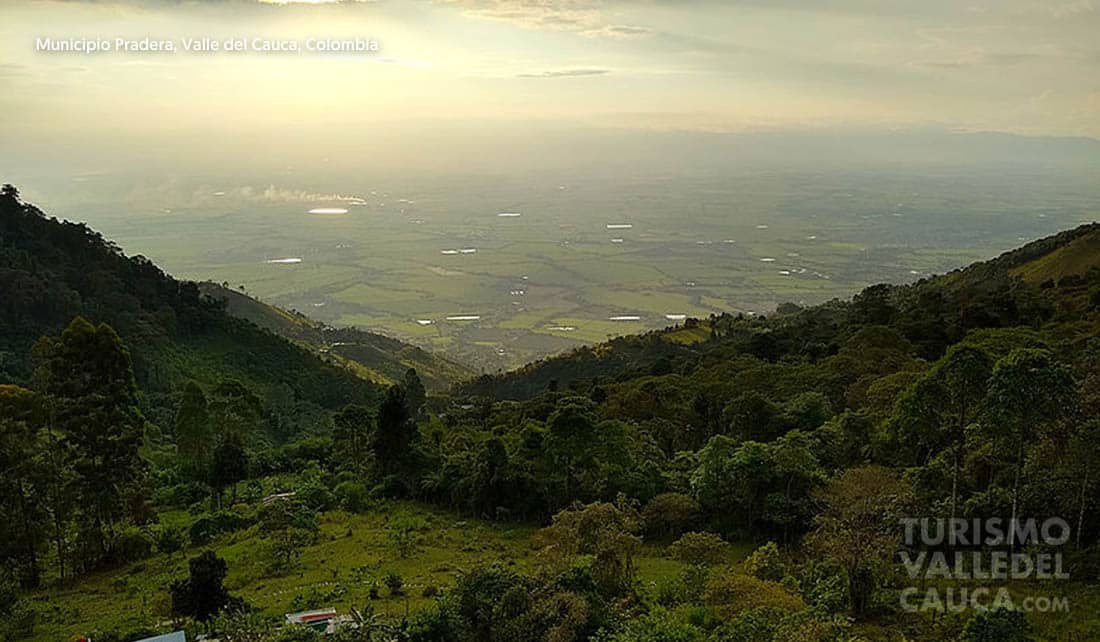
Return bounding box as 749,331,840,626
28,165,1100,371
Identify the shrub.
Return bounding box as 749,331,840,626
154,525,187,555
422,585,439,598
666,532,728,566
113,526,155,562
296,480,334,512
742,542,784,582
384,571,404,596
641,493,699,538
703,571,804,620
961,608,1035,642
604,606,705,642
274,624,323,642
333,481,369,512
189,511,248,545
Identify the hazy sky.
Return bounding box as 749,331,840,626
1,0,1097,139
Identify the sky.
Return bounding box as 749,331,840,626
0,0,1098,181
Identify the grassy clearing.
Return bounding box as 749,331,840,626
26,502,709,641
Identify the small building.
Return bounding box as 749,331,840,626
286,608,338,632
262,491,297,506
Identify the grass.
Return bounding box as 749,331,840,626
25,502,701,641
1012,229,1100,283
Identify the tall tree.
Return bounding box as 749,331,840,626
0,386,50,588
333,403,374,474
545,400,598,500
893,345,992,519
170,551,233,628
210,430,249,507
206,379,261,504
984,349,1075,549
374,385,415,479
807,466,912,617
32,317,144,567
403,368,427,418
175,381,212,485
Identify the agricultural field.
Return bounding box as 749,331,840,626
31,166,1100,371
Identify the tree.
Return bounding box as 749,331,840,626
0,385,50,588
208,379,262,444
606,607,704,642
703,570,804,620
170,551,232,626
892,345,992,519
210,430,249,507
641,492,700,538
175,381,212,484
373,385,415,480
333,403,374,474
769,430,825,543
722,392,781,441
536,499,642,596
33,317,144,567
806,466,912,617
666,531,728,566
691,437,774,537
468,436,511,516
259,499,317,574
545,400,599,499
961,607,1035,642
984,349,1075,549
403,368,427,418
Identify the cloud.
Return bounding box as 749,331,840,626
438,0,651,38
516,68,611,78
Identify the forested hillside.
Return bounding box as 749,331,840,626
3,187,1100,641
197,282,473,392
0,185,381,434
459,223,1100,401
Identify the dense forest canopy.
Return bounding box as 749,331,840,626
3,185,1100,641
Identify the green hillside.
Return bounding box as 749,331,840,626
198,283,474,392
0,187,381,435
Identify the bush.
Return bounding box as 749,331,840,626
189,511,248,545
605,606,704,641
384,571,404,596
666,532,728,566
422,585,439,598
154,525,188,555
153,481,208,507
641,493,699,538
334,481,369,513
742,542,784,582
113,526,155,562
703,571,804,620
1,601,35,639
962,608,1035,642
296,480,334,512
274,624,323,642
